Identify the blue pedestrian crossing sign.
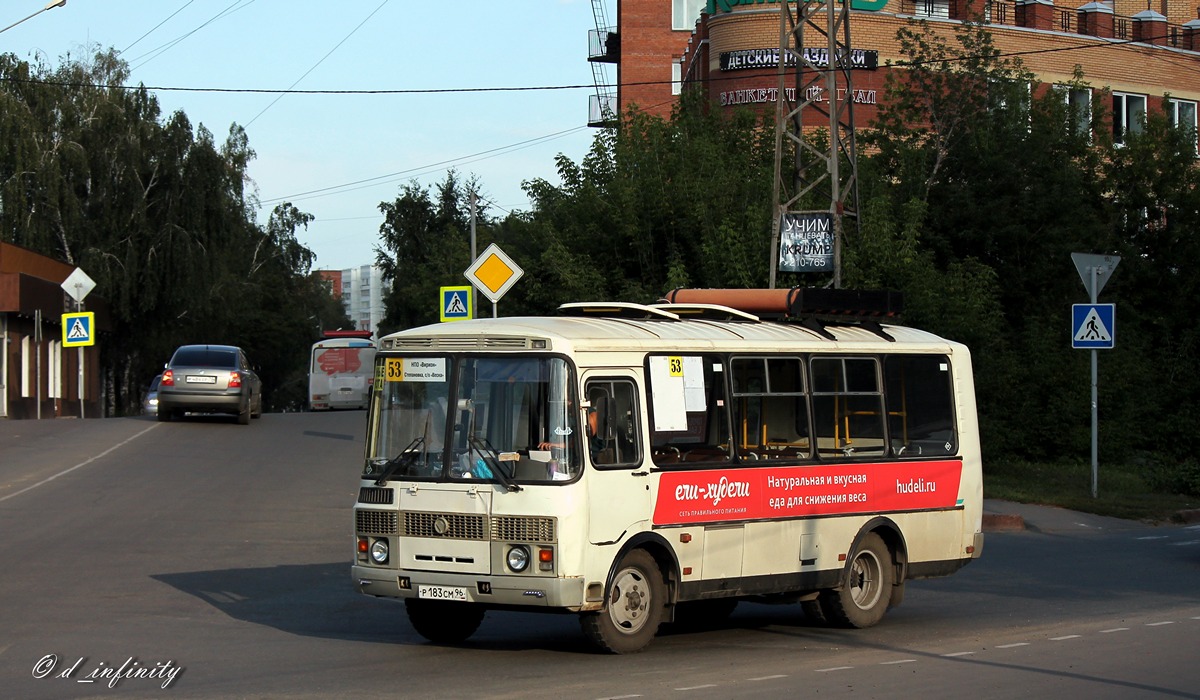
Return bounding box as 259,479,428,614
1072,304,1114,349
62,312,96,347
440,286,474,323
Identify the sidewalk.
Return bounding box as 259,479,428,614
981,498,1187,533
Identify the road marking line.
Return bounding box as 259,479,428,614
1170,540,1200,546
1146,621,1175,627
1100,628,1129,633
815,666,853,673
675,685,717,691
1136,536,1169,540
1051,635,1081,641
0,424,161,504
997,643,1030,649
881,659,916,665
942,651,975,657
748,675,787,681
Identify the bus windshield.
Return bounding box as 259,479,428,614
364,355,582,485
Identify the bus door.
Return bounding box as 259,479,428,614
583,372,651,545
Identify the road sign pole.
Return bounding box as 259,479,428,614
1089,266,1097,498
1071,253,1118,499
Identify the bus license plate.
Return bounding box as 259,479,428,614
417,584,471,602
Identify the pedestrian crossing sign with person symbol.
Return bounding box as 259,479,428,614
1072,304,1114,349
440,286,474,323
62,311,96,347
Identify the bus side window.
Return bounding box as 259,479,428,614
585,378,642,468
884,355,956,457
811,356,886,458
731,356,810,462
647,355,731,467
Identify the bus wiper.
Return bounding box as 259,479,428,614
373,436,426,486
467,436,523,492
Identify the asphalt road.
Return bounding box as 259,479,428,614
1,412,1197,699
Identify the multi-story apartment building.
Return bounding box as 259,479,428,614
588,0,1200,144
319,265,386,339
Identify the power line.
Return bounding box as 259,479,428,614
259,125,588,206
244,0,390,128
127,0,256,72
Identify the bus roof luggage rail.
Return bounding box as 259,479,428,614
557,302,680,320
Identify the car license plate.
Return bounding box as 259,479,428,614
417,584,471,602
185,376,217,384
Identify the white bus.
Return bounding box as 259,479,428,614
308,331,377,411
352,289,983,653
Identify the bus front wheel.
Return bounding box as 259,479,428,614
821,532,893,629
581,549,665,653
405,599,485,645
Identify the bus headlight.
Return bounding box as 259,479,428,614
506,546,530,573
370,539,389,564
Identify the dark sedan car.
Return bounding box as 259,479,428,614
157,344,263,424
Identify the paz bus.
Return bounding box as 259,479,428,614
351,288,983,653
308,330,376,411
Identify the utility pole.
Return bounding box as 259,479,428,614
769,0,861,289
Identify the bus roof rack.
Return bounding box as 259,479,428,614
321,329,374,340
557,302,681,321
662,288,902,341
663,288,902,320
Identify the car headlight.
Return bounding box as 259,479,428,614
506,545,530,573
370,539,389,564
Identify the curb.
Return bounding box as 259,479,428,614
982,513,1025,532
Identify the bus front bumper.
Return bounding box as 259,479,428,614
352,564,587,609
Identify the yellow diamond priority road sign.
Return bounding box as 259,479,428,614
464,243,523,304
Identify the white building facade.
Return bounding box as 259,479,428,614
332,265,386,339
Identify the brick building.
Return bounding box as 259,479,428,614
0,242,108,419
590,0,1200,143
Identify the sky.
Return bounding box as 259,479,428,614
3,0,609,271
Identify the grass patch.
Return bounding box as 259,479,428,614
984,459,1200,523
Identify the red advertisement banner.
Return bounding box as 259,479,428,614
317,348,363,375
652,460,964,525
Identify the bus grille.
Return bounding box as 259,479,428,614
492,516,556,543
358,487,394,504
402,512,486,540
356,510,398,536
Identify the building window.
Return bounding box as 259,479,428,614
915,0,950,18
21,336,31,397
671,61,682,96
1166,98,1198,152
672,0,705,30
1055,85,1091,138
1113,92,1146,146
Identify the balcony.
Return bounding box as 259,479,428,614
589,92,618,127
589,26,620,63
895,0,1191,48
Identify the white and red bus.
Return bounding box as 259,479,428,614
308,330,376,411
352,289,983,653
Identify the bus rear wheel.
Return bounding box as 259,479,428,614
581,549,665,653
405,599,485,645
821,533,893,629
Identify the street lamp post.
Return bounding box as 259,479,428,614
0,0,67,36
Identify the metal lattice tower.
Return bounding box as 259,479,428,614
769,0,862,289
